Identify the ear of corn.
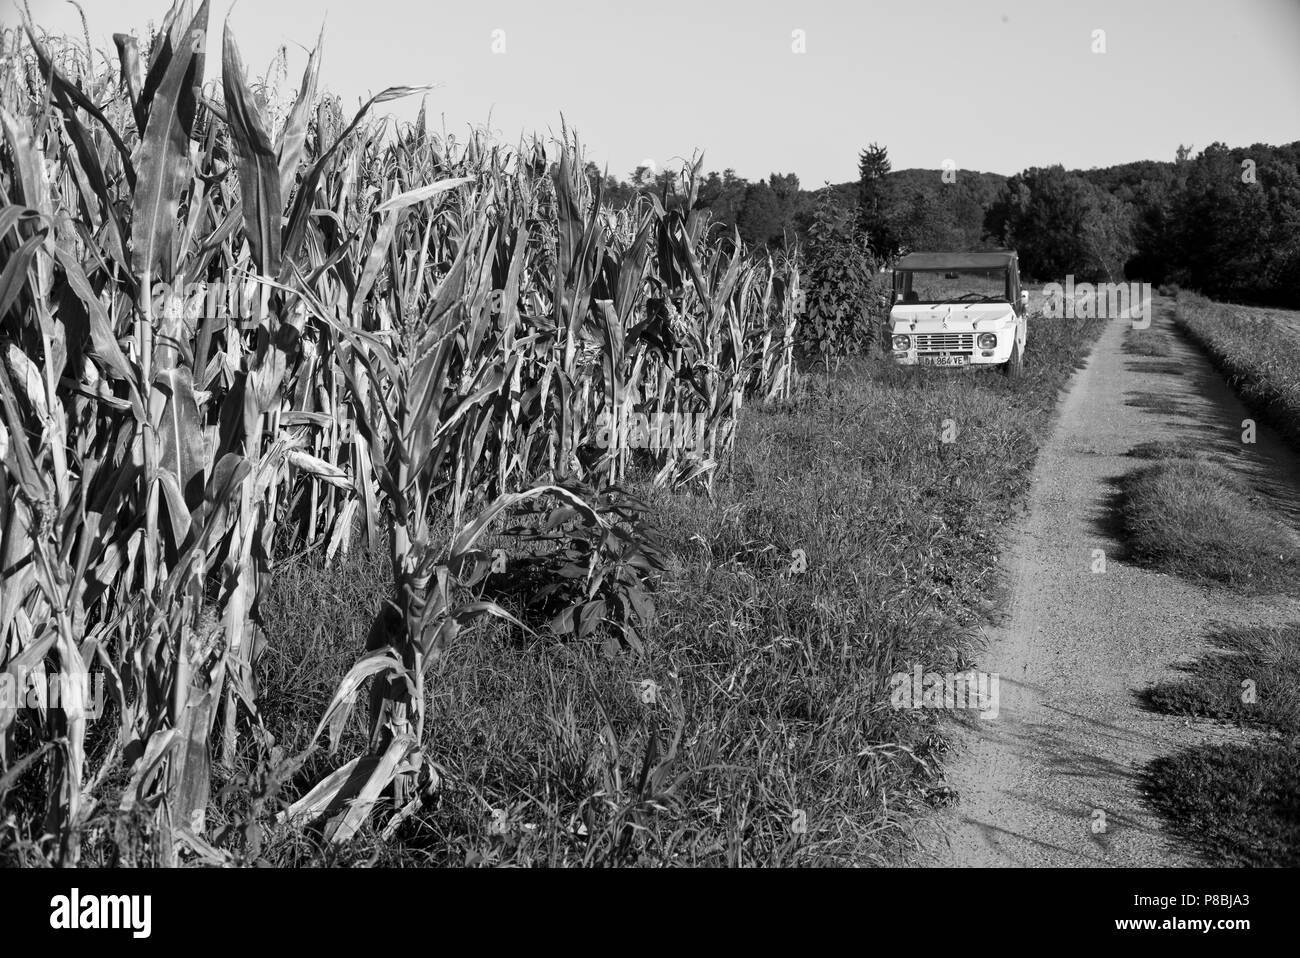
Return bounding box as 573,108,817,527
0,2,804,858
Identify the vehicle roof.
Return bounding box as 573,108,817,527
894,250,1018,270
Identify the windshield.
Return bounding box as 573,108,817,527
895,269,1010,305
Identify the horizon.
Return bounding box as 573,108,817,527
15,0,1300,187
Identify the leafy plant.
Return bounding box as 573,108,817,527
796,191,888,365
483,484,667,655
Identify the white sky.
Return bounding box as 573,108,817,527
16,0,1300,185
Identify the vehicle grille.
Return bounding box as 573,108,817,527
914,333,974,352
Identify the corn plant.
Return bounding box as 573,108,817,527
0,0,805,858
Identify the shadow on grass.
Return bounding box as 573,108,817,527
1124,391,1193,416
1124,360,1186,377
1140,621,1300,866
1144,744,1300,867
1139,623,1300,734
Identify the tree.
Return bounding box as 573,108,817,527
697,169,747,229
1169,143,1281,301
584,161,634,208
984,166,1125,281
630,164,657,189
1125,178,1177,284
857,142,898,258
768,171,801,206
1080,189,1135,282
766,172,802,246
737,180,785,247
797,190,889,363
895,189,946,253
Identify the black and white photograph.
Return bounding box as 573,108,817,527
0,0,1297,940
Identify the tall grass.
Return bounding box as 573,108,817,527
1172,292,1300,450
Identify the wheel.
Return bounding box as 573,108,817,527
1002,340,1024,379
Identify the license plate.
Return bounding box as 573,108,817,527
922,355,966,367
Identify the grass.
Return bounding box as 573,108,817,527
157,311,1105,867
1116,456,1300,593
1144,624,1300,734
1123,328,1174,357
1173,292,1300,451
1130,293,1300,867
1125,392,1186,415
1127,439,1227,463
1143,624,1300,866
1145,744,1300,866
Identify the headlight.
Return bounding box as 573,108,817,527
977,333,998,349
892,334,911,350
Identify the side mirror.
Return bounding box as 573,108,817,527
1020,290,1029,308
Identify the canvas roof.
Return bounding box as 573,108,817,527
894,250,1017,270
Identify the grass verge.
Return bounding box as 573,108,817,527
1123,327,1174,357
1143,624,1300,866
1144,624,1300,734
1116,456,1300,594
1172,292,1300,451
1131,294,1300,867
1145,744,1300,866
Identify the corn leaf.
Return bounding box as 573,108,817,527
130,0,209,279
276,26,324,203
221,21,282,277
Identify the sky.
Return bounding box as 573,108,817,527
15,0,1300,186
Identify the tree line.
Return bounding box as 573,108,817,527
591,138,1300,309
986,142,1300,306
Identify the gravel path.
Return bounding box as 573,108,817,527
918,297,1300,867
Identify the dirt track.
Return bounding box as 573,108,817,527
919,297,1300,867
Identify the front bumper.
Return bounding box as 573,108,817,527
889,331,1015,367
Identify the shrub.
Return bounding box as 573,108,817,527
795,192,890,365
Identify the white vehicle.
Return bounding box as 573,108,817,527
886,250,1028,377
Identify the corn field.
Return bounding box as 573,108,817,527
0,0,804,863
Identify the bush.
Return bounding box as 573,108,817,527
795,192,890,365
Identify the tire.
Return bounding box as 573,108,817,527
1002,340,1024,379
